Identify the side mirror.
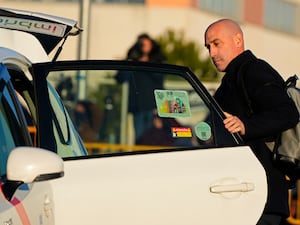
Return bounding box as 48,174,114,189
3,146,64,201
7,146,64,183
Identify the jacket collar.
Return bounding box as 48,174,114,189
225,50,257,75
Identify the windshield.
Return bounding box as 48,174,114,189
47,82,87,157
0,81,28,176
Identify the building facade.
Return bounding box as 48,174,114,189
1,0,300,79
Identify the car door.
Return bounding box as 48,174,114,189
32,60,268,225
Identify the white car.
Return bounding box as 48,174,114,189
0,7,267,225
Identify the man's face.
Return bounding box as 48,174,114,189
204,24,240,72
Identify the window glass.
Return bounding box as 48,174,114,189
47,83,87,157
0,86,26,176
264,0,296,34
0,97,16,176
199,0,240,19
48,68,220,155
7,67,86,157
16,93,37,145
8,68,37,146
18,0,146,2
104,0,145,3
48,83,69,143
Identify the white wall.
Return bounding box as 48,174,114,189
1,1,300,79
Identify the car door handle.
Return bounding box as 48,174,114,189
210,182,255,193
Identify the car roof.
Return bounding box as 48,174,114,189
0,7,82,58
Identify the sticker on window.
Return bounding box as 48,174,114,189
154,90,191,118
172,127,192,138
194,122,212,141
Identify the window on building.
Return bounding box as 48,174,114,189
264,0,297,34
104,0,145,2
199,0,241,19
17,0,145,2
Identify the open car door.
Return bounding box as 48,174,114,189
31,60,268,225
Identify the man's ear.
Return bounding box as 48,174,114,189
234,33,243,47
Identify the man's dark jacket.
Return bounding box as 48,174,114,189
214,50,299,217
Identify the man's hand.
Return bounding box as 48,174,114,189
223,112,245,135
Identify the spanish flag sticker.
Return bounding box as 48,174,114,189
172,127,192,138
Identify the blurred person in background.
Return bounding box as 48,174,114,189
116,33,166,142
74,100,102,142
127,33,166,63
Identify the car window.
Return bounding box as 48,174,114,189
8,68,38,146
6,67,86,157
46,65,239,156
0,81,28,177
47,82,87,157
48,83,69,143
0,95,16,176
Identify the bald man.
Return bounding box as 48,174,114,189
205,19,298,225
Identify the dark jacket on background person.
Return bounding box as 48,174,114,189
214,50,299,217
115,33,165,113
115,71,163,113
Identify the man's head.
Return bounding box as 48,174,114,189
204,19,244,72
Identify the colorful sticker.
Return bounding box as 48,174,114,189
172,127,192,138
154,90,191,118
195,122,212,141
